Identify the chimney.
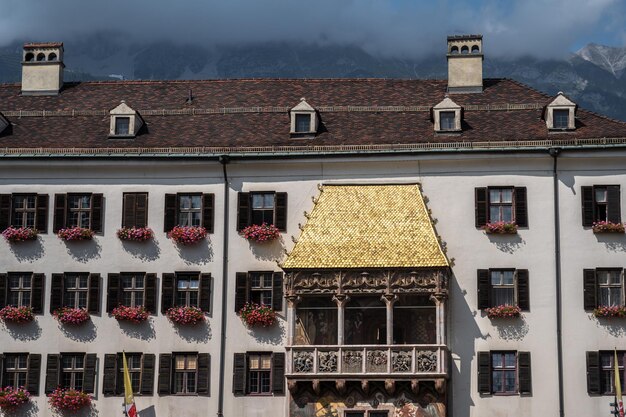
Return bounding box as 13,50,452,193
446,34,483,93
21,42,64,95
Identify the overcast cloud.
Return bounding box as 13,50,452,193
0,0,623,58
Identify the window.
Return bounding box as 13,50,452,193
160,273,210,314
53,193,103,234
176,273,200,307
583,268,625,310
157,353,209,396
294,114,311,133
393,295,436,344
345,296,386,345
0,193,48,233
477,351,531,395
174,354,197,394
109,102,144,138
103,353,155,396
67,194,92,228
178,194,202,227
12,195,36,228
432,97,461,133
121,192,148,228
64,273,89,309
439,111,456,131
236,192,287,231
235,271,283,313
546,93,576,130
477,269,529,310
553,109,569,129
121,273,145,307
106,273,156,314
122,354,143,393
581,185,621,226
50,273,100,314
249,272,273,305
232,352,284,396
163,193,214,233
488,188,513,222
474,187,528,228
289,99,317,135
62,354,85,390
247,353,271,395
294,296,338,345
114,117,130,136
45,354,96,395
491,352,517,393
7,273,32,307
600,351,625,395
491,270,515,306
251,193,275,225
4,354,28,387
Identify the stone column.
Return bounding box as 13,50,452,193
286,295,301,346
332,294,349,345
431,293,447,345
381,294,398,345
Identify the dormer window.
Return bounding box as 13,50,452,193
553,110,569,129
433,96,462,133
290,98,318,136
545,92,576,131
439,111,456,131
295,114,311,133
109,101,144,138
114,117,130,136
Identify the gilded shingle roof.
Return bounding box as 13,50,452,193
282,184,448,269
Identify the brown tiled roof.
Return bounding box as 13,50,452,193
23,42,63,49
0,78,624,150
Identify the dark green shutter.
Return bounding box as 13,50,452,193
122,193,136,228
199,273,211,312
45,354,60,394
518,352,532,395
163,194,177,232
477,351,491,394
581,186,594,227
141,354,155,395
36,194,48,233
516,270,530,311
144,273,157,314
197,353,210,396
106,273,120,313
275,193,288,231
237,193,250,231
513,187,528,227
53,194,67,233
477,270,490,310
102,354,118,396
233,353,246,395
50,274,63,313
202,194,214,233
0,194,10,231
83,354,97,393
0,273,7,308
135,192,148,228
272,352,285,395
272,272,283,311
586,351,601,394
583,269,597,311
91,194,103,234
607,185,621,223
475,188,488,227
157,354,172,395
161,274,175,314
26,354,41,395
235,273,248,312
31,273,45,314
88,273,100,314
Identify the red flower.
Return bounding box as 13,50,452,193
485,304,521,319
0,306,35,323
167,226,207,245
239,302,277,327
57,227,94,241
53,307,90,325
0,386,30,409
482,222,518,234
166,306,205,325
117,227,154,241
1,227,38,243
592,221,625,233
47,388,91,412
240,223,280,242
593,305,626,318
111,305,149,323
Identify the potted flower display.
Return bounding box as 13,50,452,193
117,226,154,242
57,227,94,241
238,302,277,327
48,388,91,412
0,386,30,410
166,306,204,325
53,307,90,325
592,221,625,233
482,222,518,234
0,305,35,323
111,305,149,323
167,226,207,245
240,223,280,242
1,227,38,243
485,304,521,319
593,305,626,318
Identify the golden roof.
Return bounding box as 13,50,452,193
282,184,448,269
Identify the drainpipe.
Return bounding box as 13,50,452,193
549,147,564,417
217,155,230,417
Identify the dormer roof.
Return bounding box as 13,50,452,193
0,112,8,135
433,96,462,110
290,98,315,112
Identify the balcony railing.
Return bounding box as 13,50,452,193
286,344,448,378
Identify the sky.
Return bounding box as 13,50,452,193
0,0,624,59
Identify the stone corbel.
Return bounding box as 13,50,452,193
361,380,370,395
435,378,446,394
335,379,347,395
385,379,396,395
286,294,301,308
411,379,420,395
288,380,299,395
312,379,321,395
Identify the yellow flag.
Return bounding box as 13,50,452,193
122,352,138,417
615,349,624,417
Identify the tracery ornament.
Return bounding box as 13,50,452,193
342,350,363,372
416,350,438,373
318,351,338,373
366,350,388,371
392,350,413,372
293,351,314,373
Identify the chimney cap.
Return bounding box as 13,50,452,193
447,34,482,41
23,42,63,49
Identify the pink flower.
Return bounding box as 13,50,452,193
167,226,207,245
166,306,205,325
593,305,626,318
239,302,277,327
240,223,280,242
0,387,30,410
111,305,150,323
485,304,521,319
117,227,154,241
47,388,91,412
53,307,90,325
1,227,38,243
0,306,35,323
592,221,625,233
482,222,518,234
57,227,94,241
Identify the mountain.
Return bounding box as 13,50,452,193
1,37,625,121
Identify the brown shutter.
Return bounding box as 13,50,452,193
90,194,103,233
144,273,157,313
0,273,7,308
513,187,528,227
475,188,488,227
235,273,248,312
50,274,64,313
202,194,214,233
0,354,3,387
199,273,211,312
161,274,175,314
581,186,594,227
477,351,491,394
272,352,285,395
36,194,49,233
88,273,101,314
607,185,621,223
272,272,283,311
275,192,288,231
122,193,136,228
45,354,60,394
83,353,97,394
477,270,491,310
31,273,45,314
233,353,246,395
106,273,120,313
163,194,177,232
197,353,210,396
583,269,598,310
0,194,10,231
135,193,148,228
102,354,118,396
53,194,67,232
237,192,250,231
586,351,601,394
115,353,124,395
141,354,155,395
157,354,172,395
26,354,41,395
516,270,530,311
518,352,532,395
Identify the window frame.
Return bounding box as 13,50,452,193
121,192,148,228
439,111,456,131
4,353,29,388
490,351,518,395
11,194,37,229
114,117,131,136
66,193,93,229
294,113,312,133
119,353,143,394
596,269,624,307
552,109,570,129
175,272,201,308
600,351,626,395
63,273,90,309
247,271,274,307
7,272,33,308
489,269,517,307
172,353,198,395
61,353,85,391
487,186,515,223
176,193,203,228
246,353,272,396
249,192,276,226
120,272,146,308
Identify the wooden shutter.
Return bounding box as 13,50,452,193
237,192,250,231
88,273,101,314
516,270,530,311
272,272,284,311
45,354,60,394
275,192,288,231
518,352,532,395
53,194,67,233
272,352,285,395
0,354,3,387
202,194,214,233
102,354,118,396
36,194,49,233
115,353,124,395
199,273,211,313
161,273,175,314
141,354,156,395
235,273,248,313
513,187,528,227
144,273,157,314
135,193,148,228
0,194,10,231
0,273,7,309
607,185,621,223
581,186,594,227
586,351,601,394
197,353,210,396
477,351,491,394
475,188,488,227
232,353,246,395
583,269,598,311
157,354,172,395
31,273,45,314
91,194,104,233
83,353,97,394
122,193,136,228
477,270,491,310
26,354,41,395
50,274,64,313
106,273,120,313
163,194,177,232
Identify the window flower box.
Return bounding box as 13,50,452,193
593,305,626,318
167,226,207,245
239,302,277,327
1,227,38,243
485,304,521,319
57,227,94,241
166,306,205,325
117,226,154,242
0,305,35,323
111,305,149,323
48,388,91,412
53,307,90,325
592,221,625,234
0,386,30,410
482,221,518,234
240,223,280,242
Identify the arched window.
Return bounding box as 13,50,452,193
471,45,480,54
48,53,57,61
450,46,459,55
36,53,45,61
24,53,34,62
461,46,469,55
